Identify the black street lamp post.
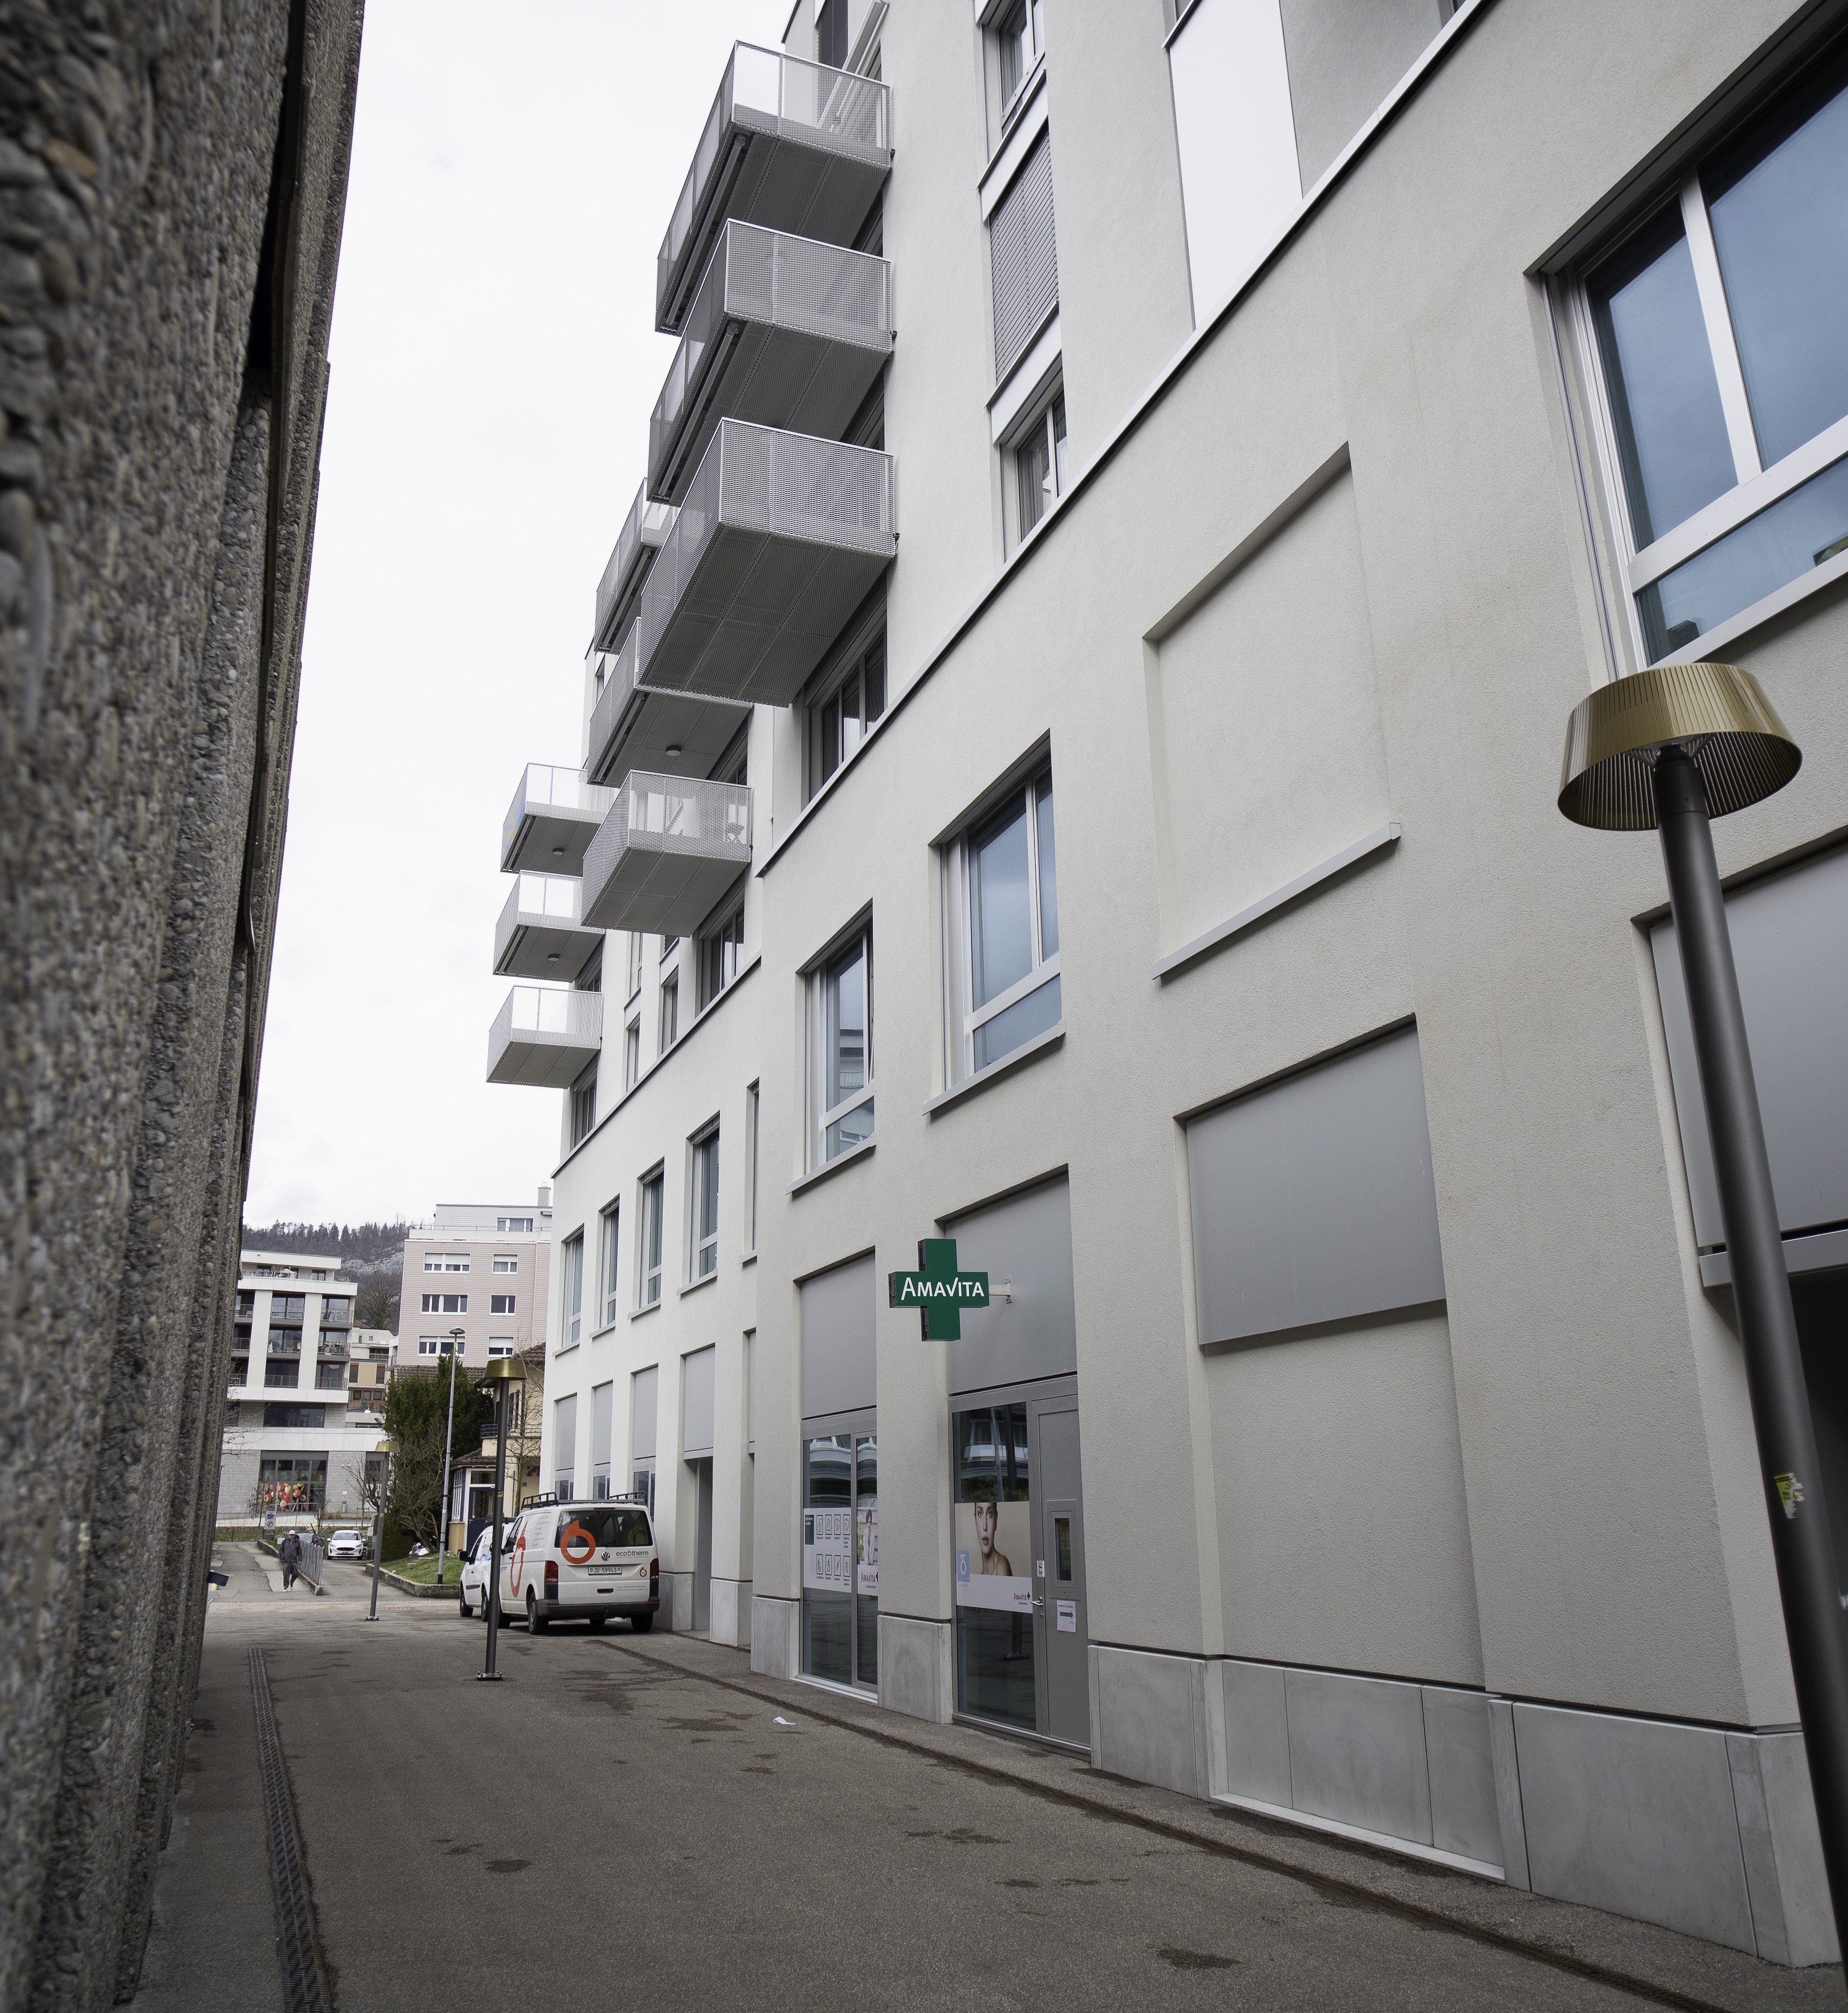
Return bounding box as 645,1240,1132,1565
477,1356,525,1681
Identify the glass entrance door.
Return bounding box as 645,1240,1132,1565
803,1428,877,1691
952,1391,1088,1747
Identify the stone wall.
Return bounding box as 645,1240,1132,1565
0,5,362,2008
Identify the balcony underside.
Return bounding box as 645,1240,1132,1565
589,684,750,791
652,321,891,505
581,843,747,939
641,523,892,708
493,917,604,983
486,1026,601,1091
501,803,604,876
661,119,889,334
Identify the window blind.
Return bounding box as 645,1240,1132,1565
990,133,1058,377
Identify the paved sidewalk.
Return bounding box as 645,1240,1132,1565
130,1554,1846,2012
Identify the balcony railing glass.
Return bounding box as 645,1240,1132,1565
592,482,678,652
582,771,754,937
658,43,891,333
638,418,895,708
493,873,602,982
649,222,893,502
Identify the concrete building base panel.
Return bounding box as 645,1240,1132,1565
750,1595,800,1680
708,1577,753,1648
878,1615,952,1724
1070,1652,1835,1967
663,1571,693,1633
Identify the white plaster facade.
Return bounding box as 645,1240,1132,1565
489,0,1848,1965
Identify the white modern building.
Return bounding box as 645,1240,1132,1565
486,0,1848,1966
217,1252,381,1522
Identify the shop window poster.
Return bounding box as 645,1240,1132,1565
803,1506,853,1592
856,1500,878,1597
953,1499,1033,1614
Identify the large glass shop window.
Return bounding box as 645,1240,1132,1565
803,1431,878,1691
953,1403,1034,1729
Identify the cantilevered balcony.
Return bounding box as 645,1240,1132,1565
592,482,678,654
637,419,895,707
500,764,614,876
587,616,750,791
649,223,893,504
658,43,891,334
493,874,604,983
486,986,604,1090
581,771,753,938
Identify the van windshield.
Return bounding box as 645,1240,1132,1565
556,1508,651,1550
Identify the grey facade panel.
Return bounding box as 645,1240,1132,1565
631,1365,659,1462
1187,1026,1446,1345
943,1178,1078,1396
800,1255,876,1422
990,132,1058,377
683,1345,716,1458
1650,845,1848,1251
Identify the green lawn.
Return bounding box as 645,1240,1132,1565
379,1552,466,1584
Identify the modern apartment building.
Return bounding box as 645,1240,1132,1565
216,1253,381,1522
486,0,1848,1965
398,1195,556,1373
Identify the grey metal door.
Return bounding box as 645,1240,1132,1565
1029,1397,1089,1749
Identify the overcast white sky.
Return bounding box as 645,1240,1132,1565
245,1,791,1227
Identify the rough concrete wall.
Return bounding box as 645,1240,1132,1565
0,5,361,2008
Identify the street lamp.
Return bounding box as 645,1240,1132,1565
366,1436,397,1624
435,1326,465,1591
1557,656,1847,1946
476,1356,526,1681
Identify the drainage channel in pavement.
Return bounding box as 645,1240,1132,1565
249,1647,334,2013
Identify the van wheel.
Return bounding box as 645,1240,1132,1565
526,1592,549,1635
458,1595,473,1618
631,1611,653,1634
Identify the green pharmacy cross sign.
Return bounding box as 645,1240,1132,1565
889,1238,990,1341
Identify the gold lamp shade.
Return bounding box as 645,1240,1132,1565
482,1356,527,1385
1557,660,1799,830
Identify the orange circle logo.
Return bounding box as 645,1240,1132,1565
559,1520,596,1565
510,1529,527,1595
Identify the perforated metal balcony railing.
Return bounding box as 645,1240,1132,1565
580,771,753,938
592,482,678,654
486,986,604,1090
586,616,750,792
649,222,893,504
637,418,895,708
493,873,604,983
658,43,891,334
500,763,614,876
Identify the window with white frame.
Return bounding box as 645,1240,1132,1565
639,1168,665,1309
746,1080,760,1253
697,901,744,1011
417,1337,458,1358
423,1254,469,1272
811,924,874,1165
1007,383,1067,547
570,1061,597,1147
1573,47,1848,665
495,1216,534,1234
689,1123,720,1282
625,933,643,1002
561,1231,584,1350
420,1293,467,1314
659,974,679,1053
599,1201,621,1329
487,1339,515,1359
945,765,1061,1079
991,0,1045,126
807,632,886,799
492,1255,518,1274
490,1293,516,1315
624,1015,641,1091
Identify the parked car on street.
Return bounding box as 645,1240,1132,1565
496,1495,658,1634
458,1526,496,1618
325,1529,367,1560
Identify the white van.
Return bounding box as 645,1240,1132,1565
497,1495,659,1633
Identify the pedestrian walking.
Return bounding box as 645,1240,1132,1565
279,1530,301,1591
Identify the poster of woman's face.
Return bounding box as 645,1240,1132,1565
953,1500,1032,1611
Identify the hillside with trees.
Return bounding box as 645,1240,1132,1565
240,1219,412,1332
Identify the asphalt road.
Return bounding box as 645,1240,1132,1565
129,1547,1844,2013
